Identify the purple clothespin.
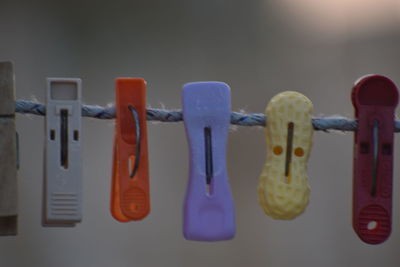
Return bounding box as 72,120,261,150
182,81,235,241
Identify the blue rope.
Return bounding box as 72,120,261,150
15,99,387,132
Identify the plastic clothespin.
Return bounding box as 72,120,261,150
352,75,398,244
182,82,235,241
110,78,150,222
43,78,82,227
258,91,313,220
0,62,18,235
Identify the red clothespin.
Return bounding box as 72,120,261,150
110,78,150,222
352,75,398,244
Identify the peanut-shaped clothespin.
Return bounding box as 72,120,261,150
182,82,235,241
258,91,313,220
352,75,398,244
110,78,150,222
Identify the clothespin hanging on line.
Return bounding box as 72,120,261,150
0,62,18,235
258,91,314,220
110,78,150,222
352,75,398,244
43,78,83,227
182,82,235,241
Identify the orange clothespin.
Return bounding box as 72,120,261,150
110,78,150,222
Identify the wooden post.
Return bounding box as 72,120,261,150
0,62,17,235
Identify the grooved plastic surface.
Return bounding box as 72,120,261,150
110,78,150,222
352,75,398,244
258,91,313,220
43,78,82,227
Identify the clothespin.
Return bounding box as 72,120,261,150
182,82,235,241
43,78,82,227
110,78,150,222
352,75,398,244
258,91,313,220
0,62,18,235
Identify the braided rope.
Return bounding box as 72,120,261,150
15,99,380,132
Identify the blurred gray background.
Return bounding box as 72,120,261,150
1,0,400,266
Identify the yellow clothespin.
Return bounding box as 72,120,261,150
258,91,313,220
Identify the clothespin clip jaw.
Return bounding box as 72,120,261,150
0,62,18,235
43,78,83,227
182,81,235,241
352,75,398,244
111,78,150,222
258,91,313,220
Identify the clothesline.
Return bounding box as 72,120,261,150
14,99,366,131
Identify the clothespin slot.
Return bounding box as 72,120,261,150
258,91,313,220
204,126,213,193
110,78,150,222
284,122,294,182
351,74,398,244
127,105,141,178
43,78,82,227
182,82,235,241
60,108,69,168
0,62,18,235
371,120,379,197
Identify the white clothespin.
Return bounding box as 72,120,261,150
43,78,82,227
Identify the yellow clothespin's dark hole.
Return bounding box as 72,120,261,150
284,122,294,184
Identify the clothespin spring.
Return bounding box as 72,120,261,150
128,105,141,178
